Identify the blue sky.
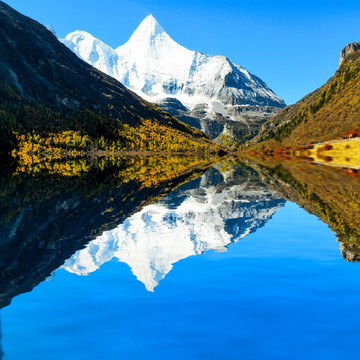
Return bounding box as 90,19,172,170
7,0,360,104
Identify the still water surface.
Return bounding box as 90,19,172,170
1,157,360,359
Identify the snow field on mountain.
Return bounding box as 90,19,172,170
62,14,285,119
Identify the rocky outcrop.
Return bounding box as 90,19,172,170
339,42,360,66
155,98,281,141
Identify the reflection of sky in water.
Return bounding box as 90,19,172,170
3,202,360,360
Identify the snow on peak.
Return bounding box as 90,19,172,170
114,14,194,95
127,14,165,43
62,30,121,80
61,16,285,114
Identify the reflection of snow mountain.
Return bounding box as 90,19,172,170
63,165,285,291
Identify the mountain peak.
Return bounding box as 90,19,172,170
65,30,94,41
142,14,162,28
128,14,165,44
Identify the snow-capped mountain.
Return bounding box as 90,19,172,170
63,165,285,291
61,15,286,140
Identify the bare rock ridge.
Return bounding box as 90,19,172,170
339,42,360,66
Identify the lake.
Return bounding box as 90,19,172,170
0,156,360,359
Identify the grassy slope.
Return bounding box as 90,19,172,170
250,49,360,149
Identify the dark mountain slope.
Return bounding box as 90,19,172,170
0,1,213,153
250,43,360,149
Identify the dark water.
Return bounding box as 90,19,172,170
0,156,360,359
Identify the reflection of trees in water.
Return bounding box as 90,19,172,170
247,158,360,262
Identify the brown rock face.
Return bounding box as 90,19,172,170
339,42,360,66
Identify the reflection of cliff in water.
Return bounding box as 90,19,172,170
64,161,285,291
248,158,360,262
0,156,213,309
340,241,360,263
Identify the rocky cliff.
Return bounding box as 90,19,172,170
339,42,360,66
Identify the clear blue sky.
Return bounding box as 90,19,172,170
6,0,360,105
